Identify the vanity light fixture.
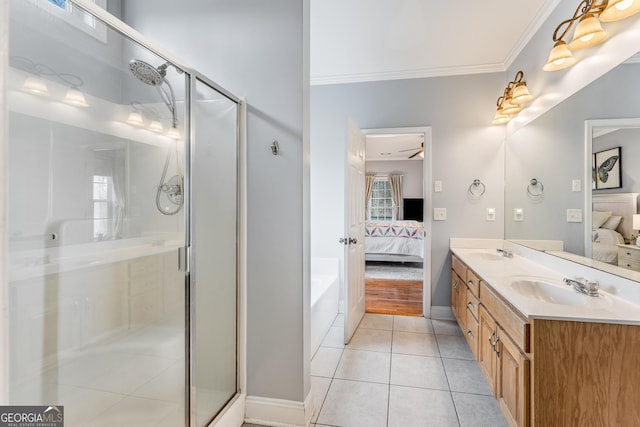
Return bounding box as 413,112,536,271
62,88,89,107
166,127,181,140
544,0,640,72
492,71,533,125
148,120,164,133
22,76,49,96
126,111,145,126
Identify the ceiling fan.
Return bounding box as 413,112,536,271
399,142,424,159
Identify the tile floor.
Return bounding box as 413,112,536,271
306,313,508,427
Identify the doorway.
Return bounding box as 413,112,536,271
362,127,431,318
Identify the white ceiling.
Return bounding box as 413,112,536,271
366,133,424,161
311,0,559,85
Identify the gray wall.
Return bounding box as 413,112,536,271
311,73,506,308
594,128,640,194
121,0,309,402
366,160,423,199
505,63,640,255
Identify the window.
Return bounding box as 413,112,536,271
369,178,394,220
28,0,108,42
93,175,115,240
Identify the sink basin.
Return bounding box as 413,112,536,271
468,252,507,261
508,278,587,306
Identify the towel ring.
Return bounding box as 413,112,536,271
468,179,486,197
527,178,544,197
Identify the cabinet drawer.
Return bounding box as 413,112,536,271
466,289,480,320
465,307,479,359
618,247,640,262
481,282,530,353
452,255,467,281
466,269,480,298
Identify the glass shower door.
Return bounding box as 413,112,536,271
7,1,187,425
189,78,239,426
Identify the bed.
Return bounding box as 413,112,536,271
592,193,639,264
365,220,424,262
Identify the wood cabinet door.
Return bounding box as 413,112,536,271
450,271,459,322
478,305,497,395
497,327,530,427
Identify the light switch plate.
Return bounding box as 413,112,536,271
572,179,581,192
567,209,582,223
434,208,447,221
486,208,496,221
434,180,442,192
514,208,524,222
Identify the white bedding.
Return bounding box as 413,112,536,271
365,220,424,259
592,228,624,264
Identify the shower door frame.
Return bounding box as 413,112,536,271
66,1,247,426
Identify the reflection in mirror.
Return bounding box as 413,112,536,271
505,59,640,282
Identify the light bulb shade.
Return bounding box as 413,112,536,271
167,127,181,139
600,0,640,22
63,89,88,107
633,214,640,230
543,41,578,71
500,99,522,115
492,111,511,125
568,14,609,50
23,77,49,95
149,120,164,133
511,83,533,105
126,112,144,126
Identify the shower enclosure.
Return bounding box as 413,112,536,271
4,1,241,426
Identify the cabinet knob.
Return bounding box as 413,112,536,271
467,302,475,310
488,330,495,344
467,330,474,338
468,280,474,287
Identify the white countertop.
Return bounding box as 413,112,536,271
451,247,640,325
9,236,184,282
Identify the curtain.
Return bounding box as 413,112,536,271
389,174,403,220
365,175,375,219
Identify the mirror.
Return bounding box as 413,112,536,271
505,58,640,281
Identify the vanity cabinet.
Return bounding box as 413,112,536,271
451,252,640,426
451,254,530,427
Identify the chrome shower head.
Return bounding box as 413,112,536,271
129,59,167,86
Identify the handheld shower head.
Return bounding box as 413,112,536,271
129,59,167,86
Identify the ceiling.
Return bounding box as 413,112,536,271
310,0,560,85
366,133,424,161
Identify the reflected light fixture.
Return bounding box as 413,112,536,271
544,0,640,72
149,120,164,133
126,111,144,126
492,71,533,125
63,88,89,107
167,127,181,139
22,76,49,95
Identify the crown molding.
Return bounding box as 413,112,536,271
310,62,505,86
502,0,563,69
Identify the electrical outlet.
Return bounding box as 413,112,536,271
434,208,447,221
434,180,442,192
514,208,524,222
567,209,582,223
487,208,496,221
572,179,581,192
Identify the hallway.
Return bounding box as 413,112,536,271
307,314,508,427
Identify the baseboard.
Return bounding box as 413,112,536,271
209,393,245,427
430,305,454,320
244,390,314,427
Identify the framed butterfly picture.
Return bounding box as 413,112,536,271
594,147,621,190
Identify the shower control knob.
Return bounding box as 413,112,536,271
339,237,348,245
349,238,358,244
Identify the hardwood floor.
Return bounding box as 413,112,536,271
365,278,423,316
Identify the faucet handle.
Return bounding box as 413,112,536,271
587,280,599,294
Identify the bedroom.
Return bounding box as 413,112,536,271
363,130,427,316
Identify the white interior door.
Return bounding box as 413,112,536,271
344,117,366,343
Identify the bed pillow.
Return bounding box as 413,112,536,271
601,215,622,230
592,211,612,229
593,228,625,245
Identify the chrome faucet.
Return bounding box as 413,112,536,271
496,248,513,258
563,276,600,297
